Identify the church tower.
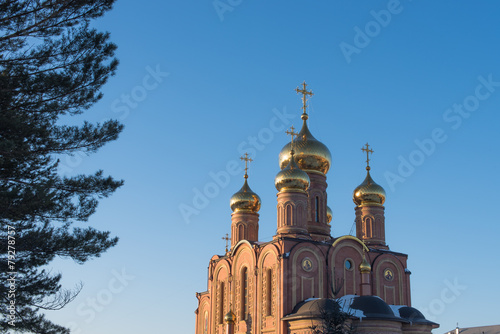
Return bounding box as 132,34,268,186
275,127,310,237
229,153,261,247
353,144,388,249
278,82,332,241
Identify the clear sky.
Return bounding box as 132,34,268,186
45,1,500,333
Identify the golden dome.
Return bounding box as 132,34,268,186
326,206,332,224
224,310,236,323
353,169,386,206
359,254,371,273
279,116,332,175
275,151,310,192
230,178,261,213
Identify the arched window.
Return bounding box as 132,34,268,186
240,267,248,320
285,204,293,225
265,269,272,316
277,204,283,227
218,281,225,324
364,217,373,238
297,204,302,223
238,224,245,241
315,196,319,222
203,311,208,334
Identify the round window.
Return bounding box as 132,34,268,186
345,259,353,270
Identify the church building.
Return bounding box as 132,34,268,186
195,82,439,334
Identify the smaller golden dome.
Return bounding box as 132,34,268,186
230,178,261,213
353,169,386,206
359,254,371,273
275,151,310,192
224,310,236,323
326,206,332,224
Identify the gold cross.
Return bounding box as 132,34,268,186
295,81,314,116
222,233,230,253
361,143,374,170
240,152,253,179
285,126,299,150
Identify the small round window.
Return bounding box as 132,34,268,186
345,259,353,270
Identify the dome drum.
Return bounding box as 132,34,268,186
276,225,309,236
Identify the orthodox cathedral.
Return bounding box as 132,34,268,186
194,82,439,334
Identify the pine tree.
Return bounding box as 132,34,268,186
0,1,122,332
310,300,353,334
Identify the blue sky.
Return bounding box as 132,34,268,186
45,1,499,333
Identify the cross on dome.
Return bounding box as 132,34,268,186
222,233,230,252
285,126,299,154
240,152,253,179
361,143,374,171
286,125,299,144
295,81,314,119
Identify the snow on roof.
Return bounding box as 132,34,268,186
446,325,500,334
336,295,365,319
389,305,406,318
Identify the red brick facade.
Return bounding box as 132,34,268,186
195,88,438,334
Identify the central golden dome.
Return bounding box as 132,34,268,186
353,169,386,206
279,117,332,175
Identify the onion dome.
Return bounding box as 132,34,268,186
279,114,332,175
230,178,261,213
224,310,236,324
359,254,371,273
354,144,385,206
230,154,261,213
275,151,310,192
353,168,386,206
230,177,261,213
326,206,332,224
